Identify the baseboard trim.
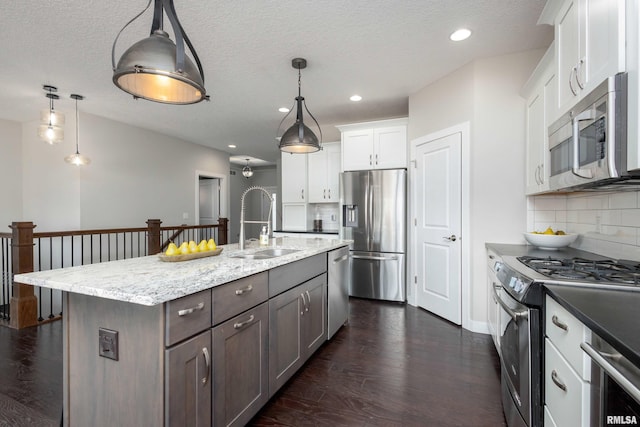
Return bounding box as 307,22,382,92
465,319,490,335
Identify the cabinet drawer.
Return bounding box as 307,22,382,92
545,338,590,427
545,295,591,380
165,289,212,347
269,254,327,297
213,272,268,326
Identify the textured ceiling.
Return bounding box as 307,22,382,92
0,0,552,164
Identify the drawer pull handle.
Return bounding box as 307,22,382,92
333,254,348,263
202,347,210,385
551,370,567,392
178,302,205,317
235,285,253,295
552,315,568,331
305,290,311,312
233,314,255,329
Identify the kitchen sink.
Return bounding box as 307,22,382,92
232,248,300,260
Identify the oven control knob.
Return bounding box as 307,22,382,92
514,280,524,292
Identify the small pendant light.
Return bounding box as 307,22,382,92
64,94,91,166
38,85,65,144
277,58,322,153
111,0,206,104
242,159,254,178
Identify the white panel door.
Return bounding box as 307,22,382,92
415,131,461,324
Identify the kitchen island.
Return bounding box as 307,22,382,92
15,237,350,427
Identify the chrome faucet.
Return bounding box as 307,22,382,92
239,186,273,250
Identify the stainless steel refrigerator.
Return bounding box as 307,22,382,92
340,169,406,302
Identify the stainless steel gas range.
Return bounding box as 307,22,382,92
490,249,640,427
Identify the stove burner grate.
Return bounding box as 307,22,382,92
517,256,640,286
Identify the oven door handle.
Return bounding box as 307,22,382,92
571,109,595,179
581,342,640,403
492,283,528,322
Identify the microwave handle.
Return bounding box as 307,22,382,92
572,109,595,179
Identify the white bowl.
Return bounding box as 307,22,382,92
523,232,578,250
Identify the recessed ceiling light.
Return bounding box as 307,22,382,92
278,107,290,113
450,28,472,42
350,95,362,102
228,144,237,149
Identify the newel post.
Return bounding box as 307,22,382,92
146,219,162,255
10,221,38,329
218,218,228,245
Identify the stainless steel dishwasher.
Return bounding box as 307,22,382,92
328,246,349,339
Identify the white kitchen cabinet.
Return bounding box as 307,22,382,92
338,118,408,171
281,203,309,231
281,151,309,231
486,248,500,354
554,0,625,115
544,295,592,427
522,45,555,195
281,152,307,203
308,142,341,203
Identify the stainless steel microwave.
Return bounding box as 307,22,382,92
548,73,640,191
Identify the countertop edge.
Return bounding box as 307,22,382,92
14,238,351,307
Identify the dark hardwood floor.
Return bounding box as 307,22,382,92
0,298,505,427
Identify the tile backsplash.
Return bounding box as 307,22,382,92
527,190,640,261
310,204,340,231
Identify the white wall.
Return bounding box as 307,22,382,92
0,118,22,230
408,49,545,328
18,112,230,231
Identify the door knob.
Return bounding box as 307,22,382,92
443,235,457,242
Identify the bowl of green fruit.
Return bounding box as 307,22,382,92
523,227,578,250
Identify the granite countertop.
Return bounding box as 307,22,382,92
545,285,640,368
14,237,350,307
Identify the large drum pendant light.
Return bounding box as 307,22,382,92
277,58,322,153
112,0,206,104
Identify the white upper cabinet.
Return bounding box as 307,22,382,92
554,0,625,115
281,152,307,203
338,118,408,171
523,45,556,195
308,143,341,203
